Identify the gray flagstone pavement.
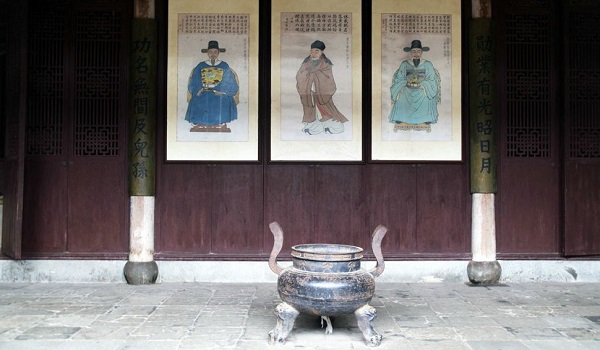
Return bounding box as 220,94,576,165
0,282,599,349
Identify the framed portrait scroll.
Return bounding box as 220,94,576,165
166,0,259,161
270,0,363,162
371,0,462,161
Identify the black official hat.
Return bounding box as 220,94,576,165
403,39,430,52
201,40,226,53
310,40,326,51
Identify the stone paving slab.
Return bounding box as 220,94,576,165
0,282,600,349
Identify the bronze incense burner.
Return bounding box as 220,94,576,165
267,221,388,347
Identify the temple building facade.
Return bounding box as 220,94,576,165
0,0,599,283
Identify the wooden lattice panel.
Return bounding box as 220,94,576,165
73,9,121,156
567,9,600,159
26,2,66,156
504,13,552,158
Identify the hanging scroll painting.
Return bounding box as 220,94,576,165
270,0,363,162
166,0,259,161
371,0,462,161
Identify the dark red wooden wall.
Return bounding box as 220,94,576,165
3,0,598,260
154,163,471,260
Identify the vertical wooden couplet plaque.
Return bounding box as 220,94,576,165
469,19,497,194
130,19,156,196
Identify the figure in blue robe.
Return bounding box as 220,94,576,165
185,41,239,132
389,40,440,126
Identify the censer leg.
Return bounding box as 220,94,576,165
354,304,382,347
321,315,333,334
268,302,300,344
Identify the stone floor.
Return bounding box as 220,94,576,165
0,282,599,349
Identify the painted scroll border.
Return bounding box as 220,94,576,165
270,0,363,162
166,0,259,161
371,0,462,162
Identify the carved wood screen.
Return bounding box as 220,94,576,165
22,0,129,256
27,1,123,158
497,0,561,256
504,12,552,159
498,0,600,257
563,0,600,256
27,1,66,157
73,7,122,157
566,4,600,160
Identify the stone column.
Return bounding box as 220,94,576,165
467,0,501,285
124,0,158,284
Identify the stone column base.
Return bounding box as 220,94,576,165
124,261,159,285
467,260,501,285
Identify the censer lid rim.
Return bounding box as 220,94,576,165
291,243,364,254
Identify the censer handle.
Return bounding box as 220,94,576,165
268,221,285,275
369,225,388,278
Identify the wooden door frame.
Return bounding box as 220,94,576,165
1,0,27,259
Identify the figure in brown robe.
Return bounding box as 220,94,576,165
296,40,348,135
